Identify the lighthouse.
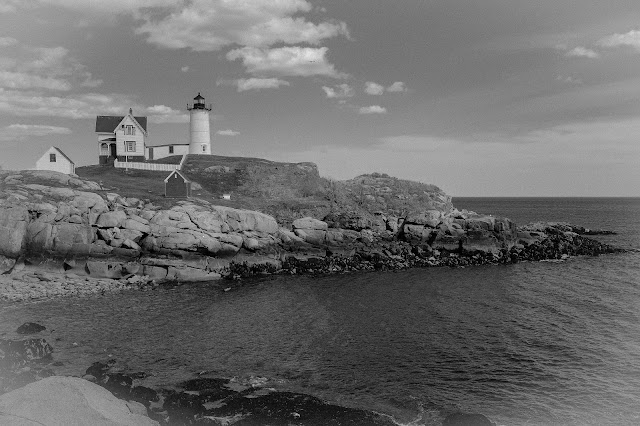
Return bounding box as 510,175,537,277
187,92,212,155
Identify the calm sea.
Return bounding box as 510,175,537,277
1,198,639,425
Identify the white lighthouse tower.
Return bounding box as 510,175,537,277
187,92,212,155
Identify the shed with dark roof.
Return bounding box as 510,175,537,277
164,170,191,198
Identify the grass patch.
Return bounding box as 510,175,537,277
75,165,213,209
75,156,450,222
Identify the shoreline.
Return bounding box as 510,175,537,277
0,231,626,304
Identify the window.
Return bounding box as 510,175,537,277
169,146,174,154
202,145,206,152
125,141,136,152
100,143,109,155
50,153,56,162
124,125,135,135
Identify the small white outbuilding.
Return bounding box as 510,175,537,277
35,146,75,175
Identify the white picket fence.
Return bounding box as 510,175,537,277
113,158,182,172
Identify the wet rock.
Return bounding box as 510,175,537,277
0,338,53,368
156,375,396,426
166,266,222,282
131,385,159,406
443,412,496,426
212,390,397,425
16,322,46,335
85,361,135,400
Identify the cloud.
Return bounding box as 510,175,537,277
0,37,18,47
365,81,407,95
236,78,290,92
135,0,349,51
216,129,240,136
386,81,407,92
359,105,387,114
0,71,71,90
31,0,176,15
0,1,19,14
144,105,189,123
322,83,354,98
364,81,384,95
556,75,582,85
180,66,189,72
565,46,599,59
0,124,72,141
597,30,640,51
226,46,344,78
0,89,188,123
0,44,102,91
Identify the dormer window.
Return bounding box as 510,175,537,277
124,125,135,135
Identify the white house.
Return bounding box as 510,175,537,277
35,146,75,174
95,108,148,164
146,143,190,161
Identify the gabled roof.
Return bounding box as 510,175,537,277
164,170,191,183
95,115,148,133
50,146,75,165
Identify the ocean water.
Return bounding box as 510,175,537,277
1,198,639,425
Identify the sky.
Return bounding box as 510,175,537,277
0,0,639,196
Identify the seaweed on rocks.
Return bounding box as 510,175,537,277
0,337,55,393
81,361,398,425
15,322,46,335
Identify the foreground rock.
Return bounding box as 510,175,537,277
0,326,490,426
81,363,397,426
0,376,158,425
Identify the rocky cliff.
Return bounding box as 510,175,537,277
0,169,622,301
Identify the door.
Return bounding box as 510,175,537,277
110,143,117,158
149,147,154,160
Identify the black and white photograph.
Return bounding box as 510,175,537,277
0,1,639,425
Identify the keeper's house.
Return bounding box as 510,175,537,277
95,108,147,164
